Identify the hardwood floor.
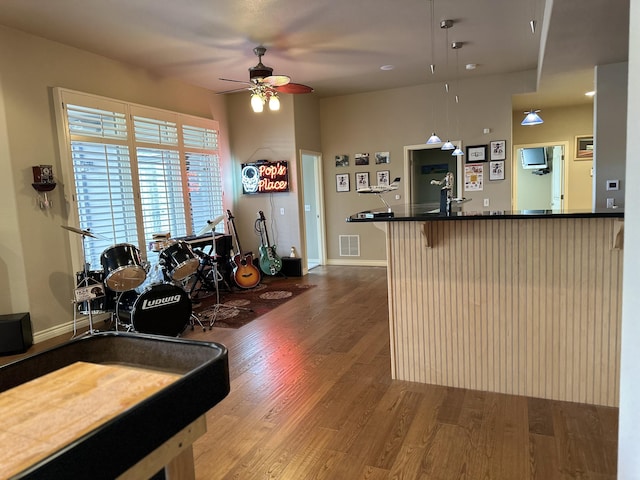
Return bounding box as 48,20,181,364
184,266,618,480
1,266,618,479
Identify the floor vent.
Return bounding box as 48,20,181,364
339,235,360,256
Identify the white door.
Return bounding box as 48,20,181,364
550,146,564,210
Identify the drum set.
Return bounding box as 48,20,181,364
64,220,226,338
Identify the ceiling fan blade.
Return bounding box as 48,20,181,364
216,86,251,95
263,75,290,87
219,77,254,86
274,83,314,94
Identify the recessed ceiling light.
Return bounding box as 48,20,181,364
465,63,477,70
380,65,395,71
585,91,596,97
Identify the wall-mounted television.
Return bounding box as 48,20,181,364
520,147,548,170
241,160,290,194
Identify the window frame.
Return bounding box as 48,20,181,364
54,88,224,273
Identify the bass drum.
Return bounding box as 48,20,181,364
159,241,199,281
116,283,191,337
101,243,146,292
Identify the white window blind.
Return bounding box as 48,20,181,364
183,124,224,235
56,89,223,270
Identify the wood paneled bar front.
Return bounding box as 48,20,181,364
348,207,624,407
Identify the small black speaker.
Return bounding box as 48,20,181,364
0,313,33,355
281,257,303,277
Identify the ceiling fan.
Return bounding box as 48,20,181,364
219,46,313,112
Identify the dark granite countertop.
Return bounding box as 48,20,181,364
347,204,624,222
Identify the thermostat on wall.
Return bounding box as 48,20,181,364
606,180,619,191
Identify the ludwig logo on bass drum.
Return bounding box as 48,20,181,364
141,294,182,310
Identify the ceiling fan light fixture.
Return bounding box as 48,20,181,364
251,92,264,113
521,109,544,125
268,93,280,111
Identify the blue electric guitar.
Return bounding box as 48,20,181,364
258,210,282,276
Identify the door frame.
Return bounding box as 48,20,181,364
512,141,569,210
299,149,326,273
403,142,464,206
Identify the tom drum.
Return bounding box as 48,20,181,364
101,243,146,292
159,241,199,281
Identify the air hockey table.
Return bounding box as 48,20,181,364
0,332,229,479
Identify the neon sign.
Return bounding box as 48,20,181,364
241,160,290,194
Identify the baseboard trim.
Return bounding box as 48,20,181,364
325,259,387,267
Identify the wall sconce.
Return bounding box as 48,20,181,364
32,165,56,209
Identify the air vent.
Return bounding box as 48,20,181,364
339,235,360,256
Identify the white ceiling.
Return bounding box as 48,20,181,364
0,0,629,110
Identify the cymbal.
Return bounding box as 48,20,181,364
61,225,107,240
197,214,225,236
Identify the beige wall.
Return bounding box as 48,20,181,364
225,91,321,263
0,25,230,339
320,72,527,262
512,104,594,210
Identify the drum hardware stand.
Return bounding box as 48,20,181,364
191,217,250,328
62,225,104,337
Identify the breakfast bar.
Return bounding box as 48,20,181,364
348,206,624,407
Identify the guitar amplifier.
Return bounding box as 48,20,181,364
281,257,302,277
0,312,33,355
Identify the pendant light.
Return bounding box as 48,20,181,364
520,0,543,126
440,19,455,150
450,40,464,157
425,0,441,145
521,109,544,125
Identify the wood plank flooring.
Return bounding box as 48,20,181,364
1,266,618,479
184,266,618,480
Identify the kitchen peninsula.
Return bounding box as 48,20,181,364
348,206,624,407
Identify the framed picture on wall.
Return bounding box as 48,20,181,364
489,161,505,181
490,140,506,160
355,172,370,190
466,144,488,163
377,170,390,187
336,173,350,192
335,154,349,167
575,135,594,160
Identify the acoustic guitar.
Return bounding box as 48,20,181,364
257,210,282,276
226,210,260,289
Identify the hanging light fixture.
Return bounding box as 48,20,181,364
520,0,543,126
440,19,455,150
521,109,544,125
425,0,441,145
450,39,464,156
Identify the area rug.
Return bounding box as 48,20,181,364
192,276,316,329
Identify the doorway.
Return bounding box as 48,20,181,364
301,151,326,270
403,143,464,205
513,142,566,211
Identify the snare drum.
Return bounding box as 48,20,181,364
159,241,199,281
116,283,191,337
74,270,115,314
101,243,146,292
